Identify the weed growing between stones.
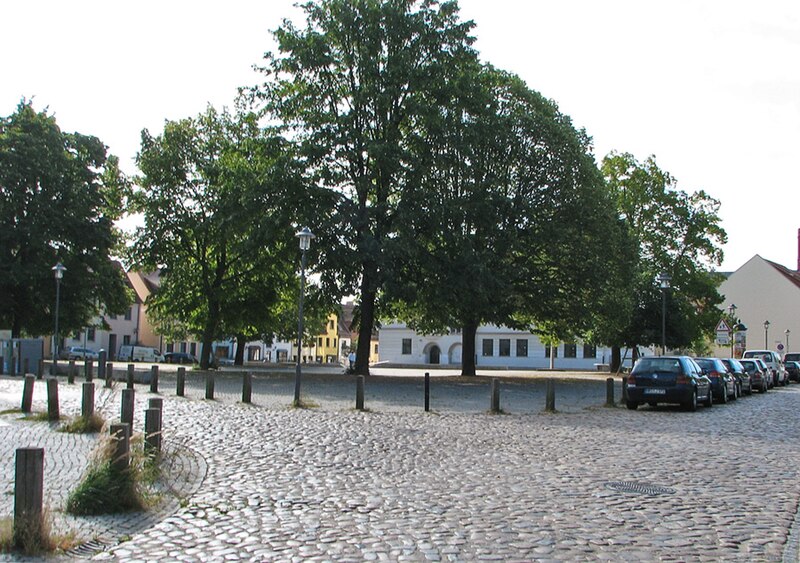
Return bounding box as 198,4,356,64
65,433,161,515
58,413,105,434
0,509,78,556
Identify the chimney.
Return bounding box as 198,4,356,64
798,228,800,271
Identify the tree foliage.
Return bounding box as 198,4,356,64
0,100,130,338
256,0,479,374
130,105,311,368
601,152,727,354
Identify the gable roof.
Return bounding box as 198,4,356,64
765,258,800,291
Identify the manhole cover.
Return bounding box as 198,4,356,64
605,481,676,496
65,538,111,559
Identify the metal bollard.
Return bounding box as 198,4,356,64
490,378,501,413
21,375,35,413
242,372,252,403
620,376,628,405
98,351,107,380
144,408,161,456
605,377,615,407
36,359,43,379
424,372,430,412
205,372,215,400
127,364,135,389
545,378,556,412
176,367,185,397
68,360,76,384
146,397,163,453
105,362,113,388
356,375,365,411
85,359,93,382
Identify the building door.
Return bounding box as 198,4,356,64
108,334,117,360
429,345,441,365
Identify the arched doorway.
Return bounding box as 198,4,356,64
429,345,441,364
448,343,462,365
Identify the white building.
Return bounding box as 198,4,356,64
378,322,626,370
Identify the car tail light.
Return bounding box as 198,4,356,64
676,374,690,385
627,374,636,385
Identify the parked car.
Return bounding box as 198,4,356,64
695,358,737,403
626,356,712,411
164,352,197,364
118,345,164,363
721,358,752,395
785,361,800,383
784,353,800,364
60,346,99,361
743,350,786,387
740,359,769,393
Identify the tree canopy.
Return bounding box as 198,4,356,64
0,100,130,339
130,105,313,369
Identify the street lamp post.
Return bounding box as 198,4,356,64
52,262,66,367
786,329,791,353
293,227,315,406
764,320,770,349
657,272,671,355
728,303,737,358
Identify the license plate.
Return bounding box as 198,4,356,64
644,388,666,395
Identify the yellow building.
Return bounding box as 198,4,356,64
314,314,340,363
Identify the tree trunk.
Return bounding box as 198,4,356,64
199,301,220,370
355,289,376,376
611,346,621,373
461,319,479,376
234,334,246,366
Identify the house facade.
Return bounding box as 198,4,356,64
714,254,800,358
378,322,623,370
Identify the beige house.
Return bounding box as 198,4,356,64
715,255,800,358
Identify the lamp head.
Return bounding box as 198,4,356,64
296,227,315,251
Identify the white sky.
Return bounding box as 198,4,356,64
2,0,798,272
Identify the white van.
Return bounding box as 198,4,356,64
118,345,164,363
742,349,786,387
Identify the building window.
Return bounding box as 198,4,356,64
326,337,330,347
583,343,597,358
190,343,197,356
123,335,131,345
333,338,337,348
516,339,528,357
402,338,412,354
87,327,96,342
166,343,174,353
374,344,378,354
545,345,558,358
482,339,493,356
499,339,511,357
318,337,323,347
180,342,187,353
564,343,577,358
124,307,132,321
329,320,335,330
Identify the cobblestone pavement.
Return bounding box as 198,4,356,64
3,372,800,562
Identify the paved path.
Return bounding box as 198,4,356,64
2,372,800,561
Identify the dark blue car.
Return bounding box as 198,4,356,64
694,357,737,403
626,356,713,411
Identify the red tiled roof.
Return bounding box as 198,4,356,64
765,258,800,291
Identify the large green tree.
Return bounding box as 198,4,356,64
0,101,130,340
256,0,479,375
600,152,727,364
387,65,627,375
131,105,311,369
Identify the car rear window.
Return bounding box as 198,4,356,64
632,358,681,374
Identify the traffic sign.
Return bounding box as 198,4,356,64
715,319,731,333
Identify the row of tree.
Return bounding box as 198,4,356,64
0,0,726,373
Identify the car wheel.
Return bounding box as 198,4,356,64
720,388,728,404
704,389,713,408
762,381,768,393
626,400,639,410
684,390,698,412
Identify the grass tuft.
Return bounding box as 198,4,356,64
58,413,105,434
0,509,77,556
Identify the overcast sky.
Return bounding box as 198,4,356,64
2,0,798,272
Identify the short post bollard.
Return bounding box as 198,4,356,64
36,359,43,379
98,351,107,380
424,372,430,412
490,378,501,413
105,362,113,388
21,375,35,413
46,378,59,421
146,397,163,453
9,352,16,376
176,367,186,397
85,359,93,382
545,378,556,413
605,377,615,407
121,388,135,426
356,375,365,411
205,372,215,400
127,364,135,389
620,376,628,405
150,365,159,393
14,447,45,549
110,423,130,471
242,372,252,403
81,382,95,418
68,360,76,384
144,408,161,457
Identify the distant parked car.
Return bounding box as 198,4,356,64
695,358,737,403
785,361,800,383
721,358,752,395
743,350,786,387
118,345,164,363
61,346,99,361
626,356,712,411
163,352,197,365
740,359,769,393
